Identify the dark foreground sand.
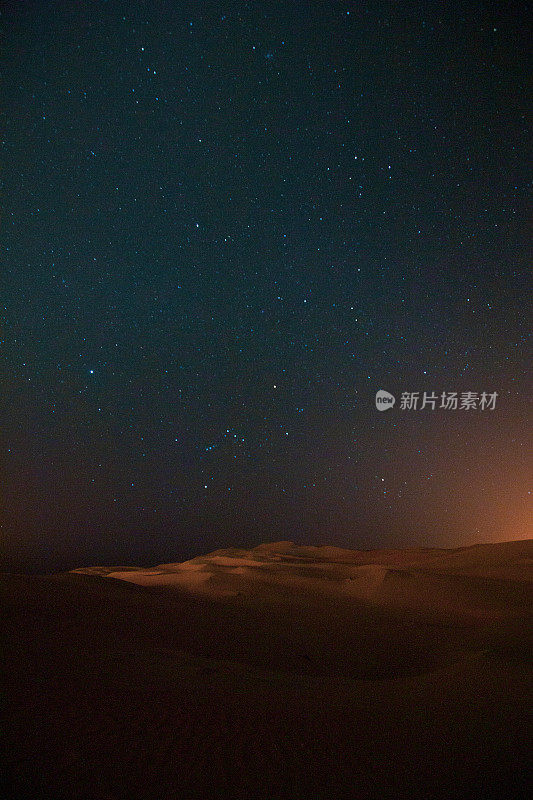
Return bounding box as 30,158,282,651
2,540,532,799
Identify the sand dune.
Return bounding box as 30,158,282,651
75,539,533,617
2,539,532,799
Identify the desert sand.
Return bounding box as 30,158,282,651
2,539,532,799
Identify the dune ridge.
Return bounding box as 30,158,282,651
73,538,533,616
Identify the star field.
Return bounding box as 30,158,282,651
1,1,530,571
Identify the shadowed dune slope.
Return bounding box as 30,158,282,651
2,539,532,799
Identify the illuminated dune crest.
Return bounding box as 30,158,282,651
73,539,533,615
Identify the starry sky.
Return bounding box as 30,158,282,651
1,1,531,572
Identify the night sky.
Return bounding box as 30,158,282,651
1,1,531,572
